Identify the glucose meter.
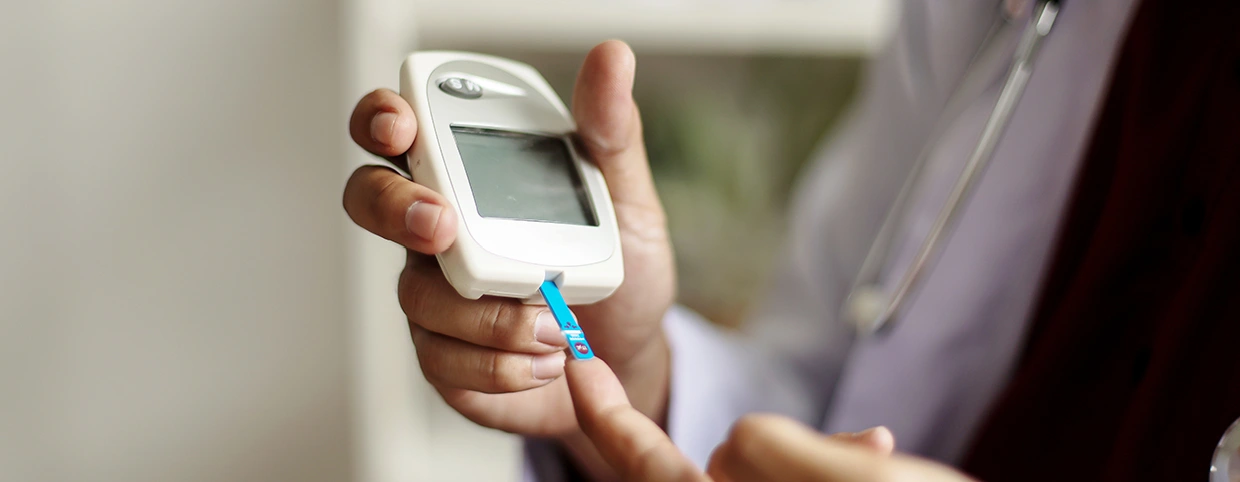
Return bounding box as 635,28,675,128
399,51,624,306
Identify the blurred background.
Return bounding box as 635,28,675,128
0,0,894,480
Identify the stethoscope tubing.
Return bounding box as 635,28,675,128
844,0,1061,335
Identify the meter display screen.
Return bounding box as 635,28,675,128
451,126,597,226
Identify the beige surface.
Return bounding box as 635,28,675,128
0,1,351,480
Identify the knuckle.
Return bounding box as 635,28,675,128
477,301,531,349
343,166,380,216
481,352,529,393
398,267,445,332
396,267,425,318
485,353,505,389
343,168,364,209
371,173,407,231
477,303,504,341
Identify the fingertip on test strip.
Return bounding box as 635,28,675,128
538,280,595,360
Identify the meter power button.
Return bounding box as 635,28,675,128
439,77,483,99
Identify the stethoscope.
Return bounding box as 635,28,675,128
842,0,1061,336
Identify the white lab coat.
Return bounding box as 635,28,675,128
528,0,1139,478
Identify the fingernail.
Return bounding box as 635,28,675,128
532,351,566,380
405,201,442,240
370,111,398,145
535,311,567,347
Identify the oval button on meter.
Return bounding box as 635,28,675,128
439,77,483,99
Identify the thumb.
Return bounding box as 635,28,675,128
572,40,663,217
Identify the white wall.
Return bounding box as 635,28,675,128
0,1,351,480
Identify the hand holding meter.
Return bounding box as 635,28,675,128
400,51,626,358
344,41,675,441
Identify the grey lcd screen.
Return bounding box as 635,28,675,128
451,126,597,226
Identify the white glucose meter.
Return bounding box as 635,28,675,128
399,51,624,305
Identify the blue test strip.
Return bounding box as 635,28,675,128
538,280,595,360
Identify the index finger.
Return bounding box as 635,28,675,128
349,88,417,171
565,358,706,482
